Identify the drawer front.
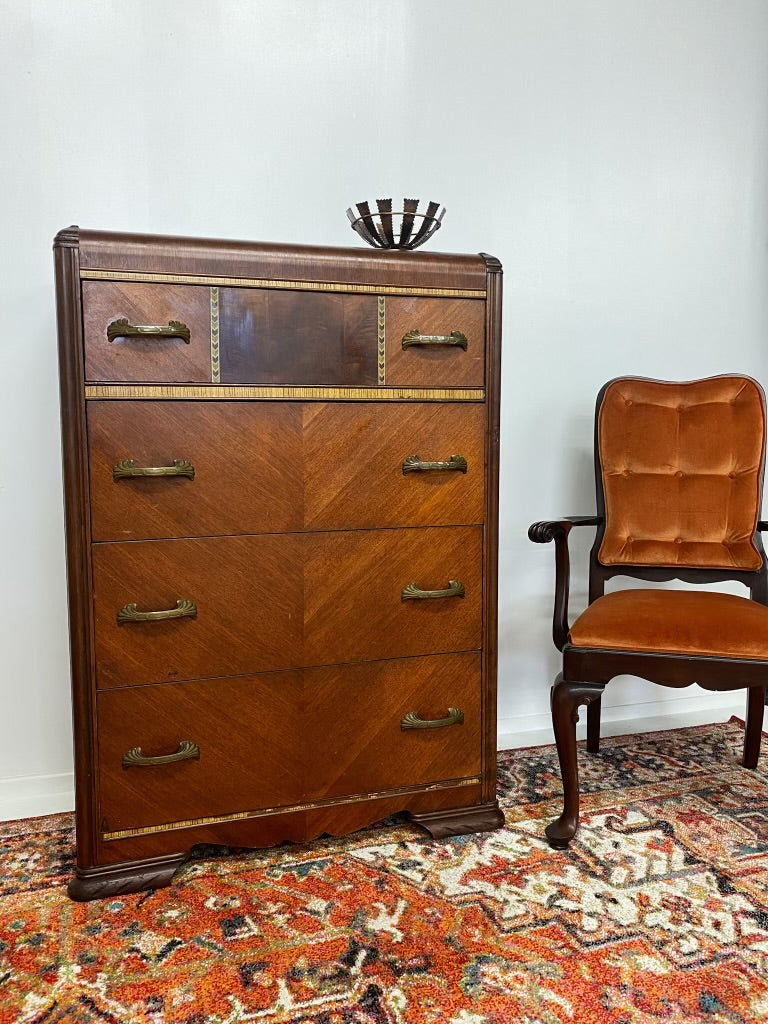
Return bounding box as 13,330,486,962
385,297,485,387
92,527,482,687
92,535,304,688
96,652,480,835
97,673,305,834
303,402,485,530
304,525,482,666
82,284,484,388
304,652,482,800
88,401,304,541
83,282,212,383
88,401,485,540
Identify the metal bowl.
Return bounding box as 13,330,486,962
346,198,445,250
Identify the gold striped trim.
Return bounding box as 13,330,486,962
377,296,386,385
209,286,220,383
79,268,486,299
102,776,482,840
84,384,485,402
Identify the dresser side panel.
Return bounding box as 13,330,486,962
481,255,503,803
54,230,98,866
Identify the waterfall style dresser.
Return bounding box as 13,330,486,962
54,227,503,900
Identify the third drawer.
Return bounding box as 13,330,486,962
97,652,483,835
92,525,483,688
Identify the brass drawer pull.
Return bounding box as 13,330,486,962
113,458,195,481
401,579,465,601
117,599,197,625
402,454,467,475
122,740,200,768
402,329,468,351
107,318,191,344
401,707,464,731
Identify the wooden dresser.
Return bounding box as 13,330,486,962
54,227,503,901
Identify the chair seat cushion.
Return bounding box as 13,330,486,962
568,588,768,660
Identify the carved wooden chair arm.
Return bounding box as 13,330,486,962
528,516,602,651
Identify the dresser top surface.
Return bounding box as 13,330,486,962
55,226,499,291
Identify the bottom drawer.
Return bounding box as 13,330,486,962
97,652,481,836
304,652,481,800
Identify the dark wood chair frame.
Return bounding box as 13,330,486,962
529,378,768,849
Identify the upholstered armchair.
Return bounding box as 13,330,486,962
530,375,768,848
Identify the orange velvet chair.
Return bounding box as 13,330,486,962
529,375,768,848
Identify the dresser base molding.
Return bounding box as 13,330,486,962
408,800,505,839
70,796,506,901
67,852,188,902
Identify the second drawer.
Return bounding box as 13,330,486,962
88,401,485,540
92,526,483,687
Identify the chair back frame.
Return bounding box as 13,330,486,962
586,376,768,606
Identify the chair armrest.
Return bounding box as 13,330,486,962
528,516,602,651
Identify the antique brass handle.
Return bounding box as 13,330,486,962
401,708,464,731
402,329,468,351
402,454,467,475
122,740,200,768
117,599,197,625
107,318,191,344
113,459,195,481
401,580,465,601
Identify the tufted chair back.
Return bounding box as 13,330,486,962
590,376,767,597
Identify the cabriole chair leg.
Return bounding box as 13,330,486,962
546,674,605,849
743,685,765,769
586,697,602,753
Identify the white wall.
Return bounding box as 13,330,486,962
1,0,767,817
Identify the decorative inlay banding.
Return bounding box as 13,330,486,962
210,287,220,383
84,384,485,402
377,296,386,385
101,775,482,840
80,268,486,299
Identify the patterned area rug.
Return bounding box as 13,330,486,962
2,718,768,1023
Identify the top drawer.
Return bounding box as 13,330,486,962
82,282,485,388
82,282,212,383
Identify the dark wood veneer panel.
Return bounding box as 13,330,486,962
82,282,211,382
219,288,377,385
88,401,303,540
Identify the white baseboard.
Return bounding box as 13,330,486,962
0,772,75,822
498,691,746,750
0,693,750,822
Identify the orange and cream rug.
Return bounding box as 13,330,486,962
2,719,767,1023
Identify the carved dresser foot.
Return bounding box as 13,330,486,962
67,852,188,901
408,800,505,839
